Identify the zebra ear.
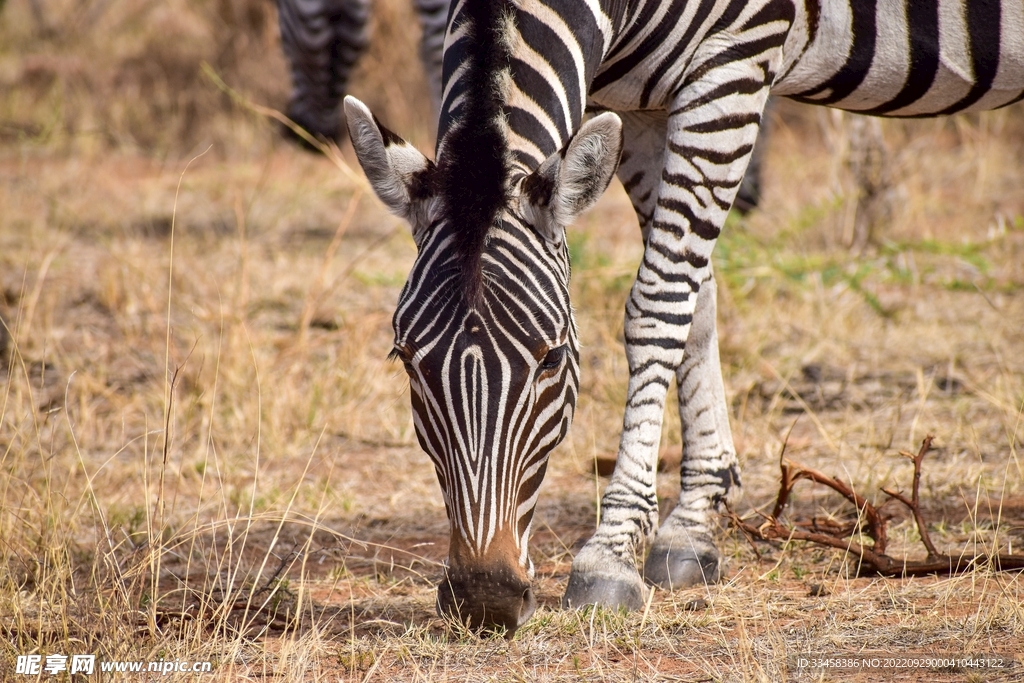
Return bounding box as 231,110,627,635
520,112,623,245
343,96,436,239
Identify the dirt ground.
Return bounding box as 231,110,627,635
2,0,1024,681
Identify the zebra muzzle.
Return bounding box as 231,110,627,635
436,566,537,637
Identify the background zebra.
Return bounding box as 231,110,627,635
275,0,770,210
344,0,1023,635
275,0,449,144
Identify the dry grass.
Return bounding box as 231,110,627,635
2,1,1024,680
0,0,433,156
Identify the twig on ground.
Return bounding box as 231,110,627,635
880,435,941,559
729,435,1024,576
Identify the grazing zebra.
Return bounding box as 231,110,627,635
276,0,450,144
342,0,1024,634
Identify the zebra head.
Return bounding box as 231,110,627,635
344,96,621,635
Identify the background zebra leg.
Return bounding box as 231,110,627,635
413,0,449,117
277,0,370,146
643,271,740,589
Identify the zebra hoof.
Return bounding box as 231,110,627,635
642,538,721,590
562,569,648,611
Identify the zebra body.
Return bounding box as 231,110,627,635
344,0,1024,634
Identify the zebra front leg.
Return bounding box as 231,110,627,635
562,312,680,610
565,30,784,609
561,111,671,610
732,97,773,214
612,114,741,588
642,271,740,589
413,0,450,119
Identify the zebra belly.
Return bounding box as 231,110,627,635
773,0,1024,116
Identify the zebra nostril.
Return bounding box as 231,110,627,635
518,586,537,627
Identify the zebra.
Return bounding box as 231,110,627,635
275,0,450,144
341,0,1024,634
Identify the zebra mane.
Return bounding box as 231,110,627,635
436,0,514,307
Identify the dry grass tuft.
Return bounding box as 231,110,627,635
2,0,1024,679
0,0,432,156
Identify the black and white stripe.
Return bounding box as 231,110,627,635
776,0,1024,114
344,0,1024,632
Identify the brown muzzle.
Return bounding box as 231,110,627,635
436,559,537,637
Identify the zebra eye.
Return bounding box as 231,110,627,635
388,346,413,370
540,345,566,371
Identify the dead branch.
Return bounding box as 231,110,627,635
772,456,889,554
793,517,859,538
880,435,940,559
729,435,1024,577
